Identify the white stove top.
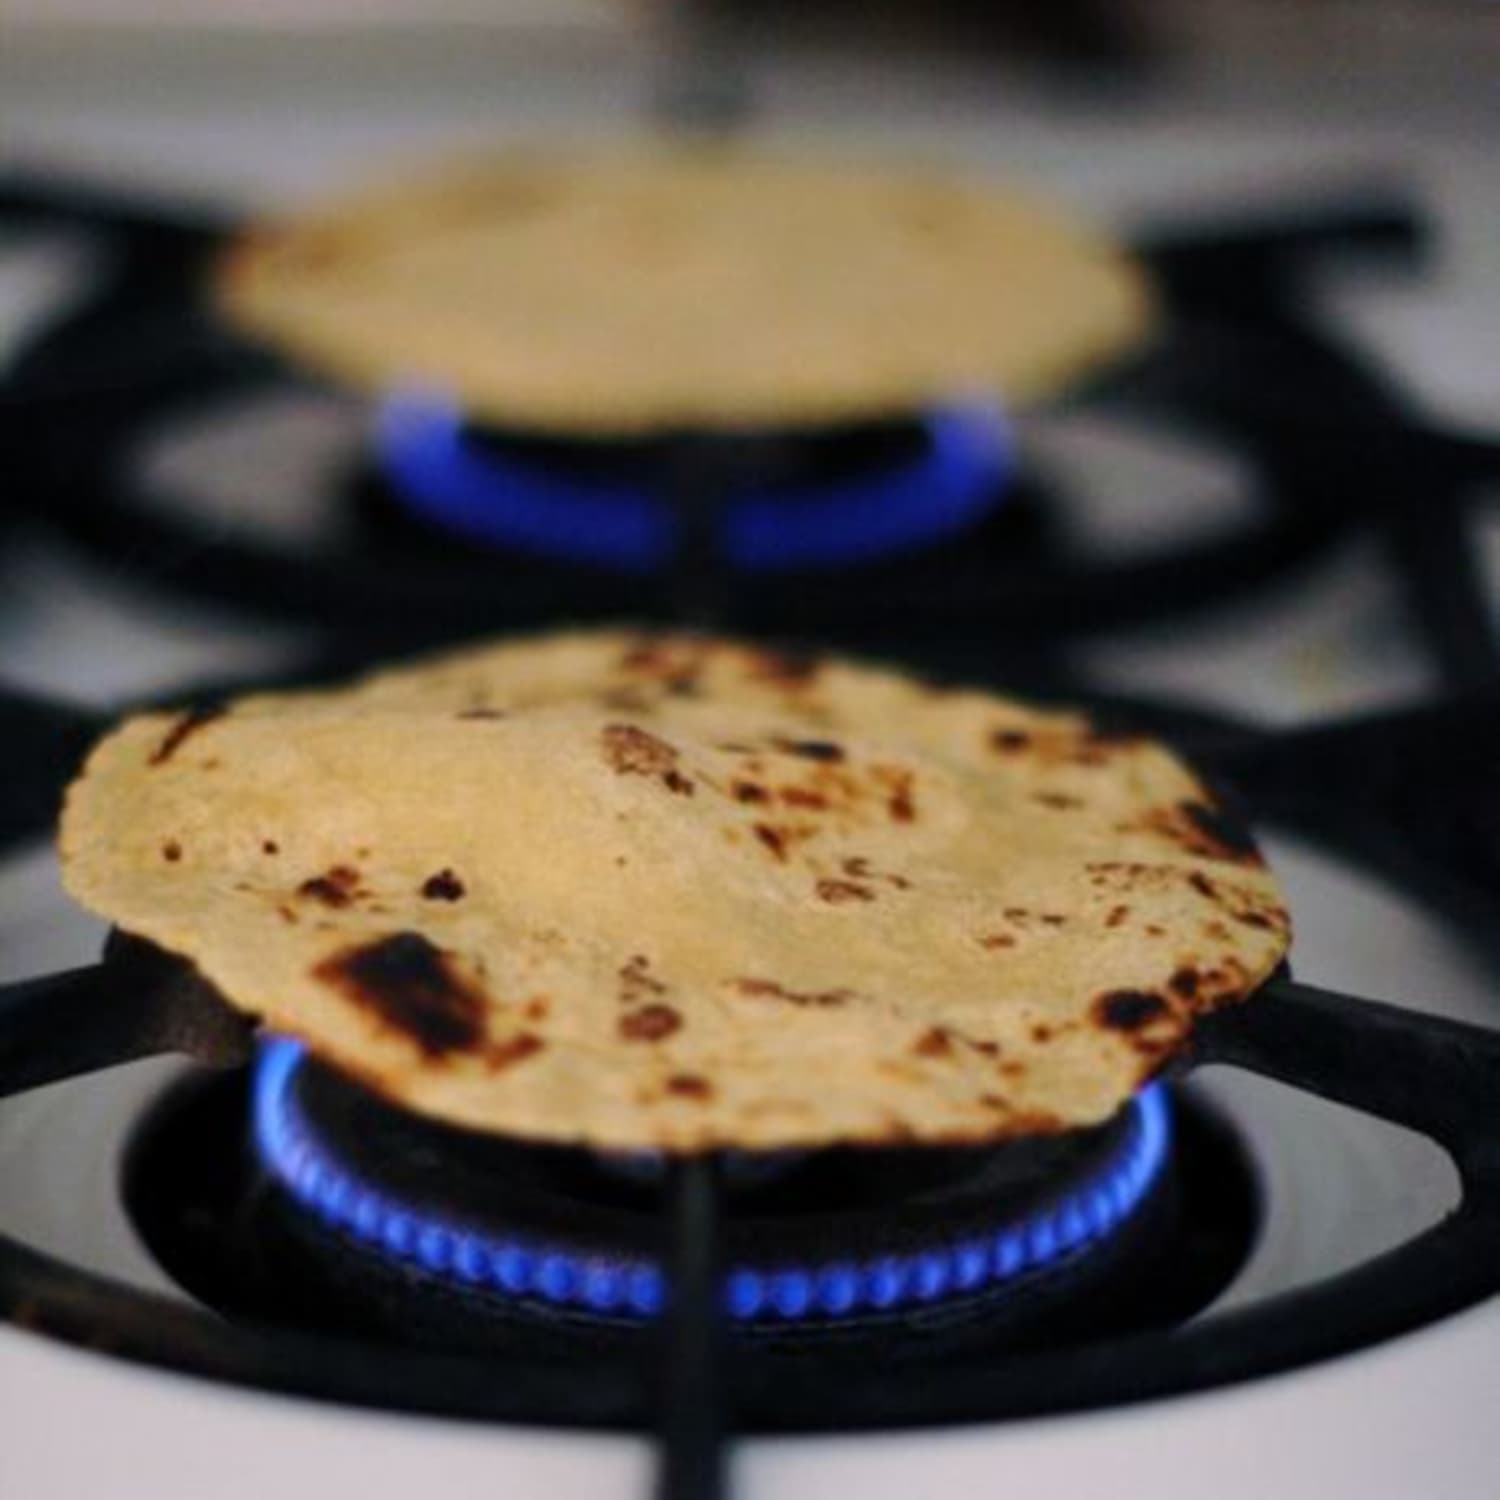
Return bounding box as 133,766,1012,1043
1,25,1498,1499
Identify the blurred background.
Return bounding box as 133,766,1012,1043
0,0,1496,716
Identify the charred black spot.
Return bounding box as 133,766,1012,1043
314,932,487,1056
1095,989,1170,1032
661,769,696,797
149,704,227,766
421,868,466,902
1180,800,1260,861
1169,967,1201,998
775,738,845,763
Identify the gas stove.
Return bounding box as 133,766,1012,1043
2,26,1500,1500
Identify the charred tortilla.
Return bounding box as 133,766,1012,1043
217,146,1153,434
59,631,1288,1151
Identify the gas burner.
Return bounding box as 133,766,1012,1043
4,679,1500,1456
375,392,1013,573
7,178,1458,647
179,1038,1181,1334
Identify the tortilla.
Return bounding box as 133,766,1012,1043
216,146,1153,434
59,631,1288,1152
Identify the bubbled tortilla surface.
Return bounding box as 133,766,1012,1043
60,631,1289,1151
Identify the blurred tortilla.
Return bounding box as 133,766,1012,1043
217,146,1153,434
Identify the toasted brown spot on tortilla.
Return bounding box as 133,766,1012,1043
1106,904,1130,928
838,855,913,891
753,823,789,860
990,727,1032,753
732,780,769,804
1094,989,1169,1032
732,977,853,1008
780,786,828,810
912,1026,953,1057
1035,792,1083,810
816,878,874,904
457,707,506,720
487,1032,544,1069
161,840,182,863
884,771,916,823
980,932,1015,949
1145,800,1262,865
314,932,487,1056
297,865,362,908
302,866,364,907
149,704,227,767
620,1003,682,1041
601,723,693,797
261,840,280,855
421,868,466,901
666,1072,712,1099
619,953,668,1001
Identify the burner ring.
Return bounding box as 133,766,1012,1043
373,390,1013,573
251,1035,1171,1327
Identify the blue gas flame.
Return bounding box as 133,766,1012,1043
374,390,1012,573
252,1036,1169,1324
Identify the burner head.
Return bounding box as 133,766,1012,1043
249,1037,1171,1333
372,391,1014,572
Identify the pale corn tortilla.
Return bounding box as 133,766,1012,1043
216,146,1154,434
59,631,1288,1152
